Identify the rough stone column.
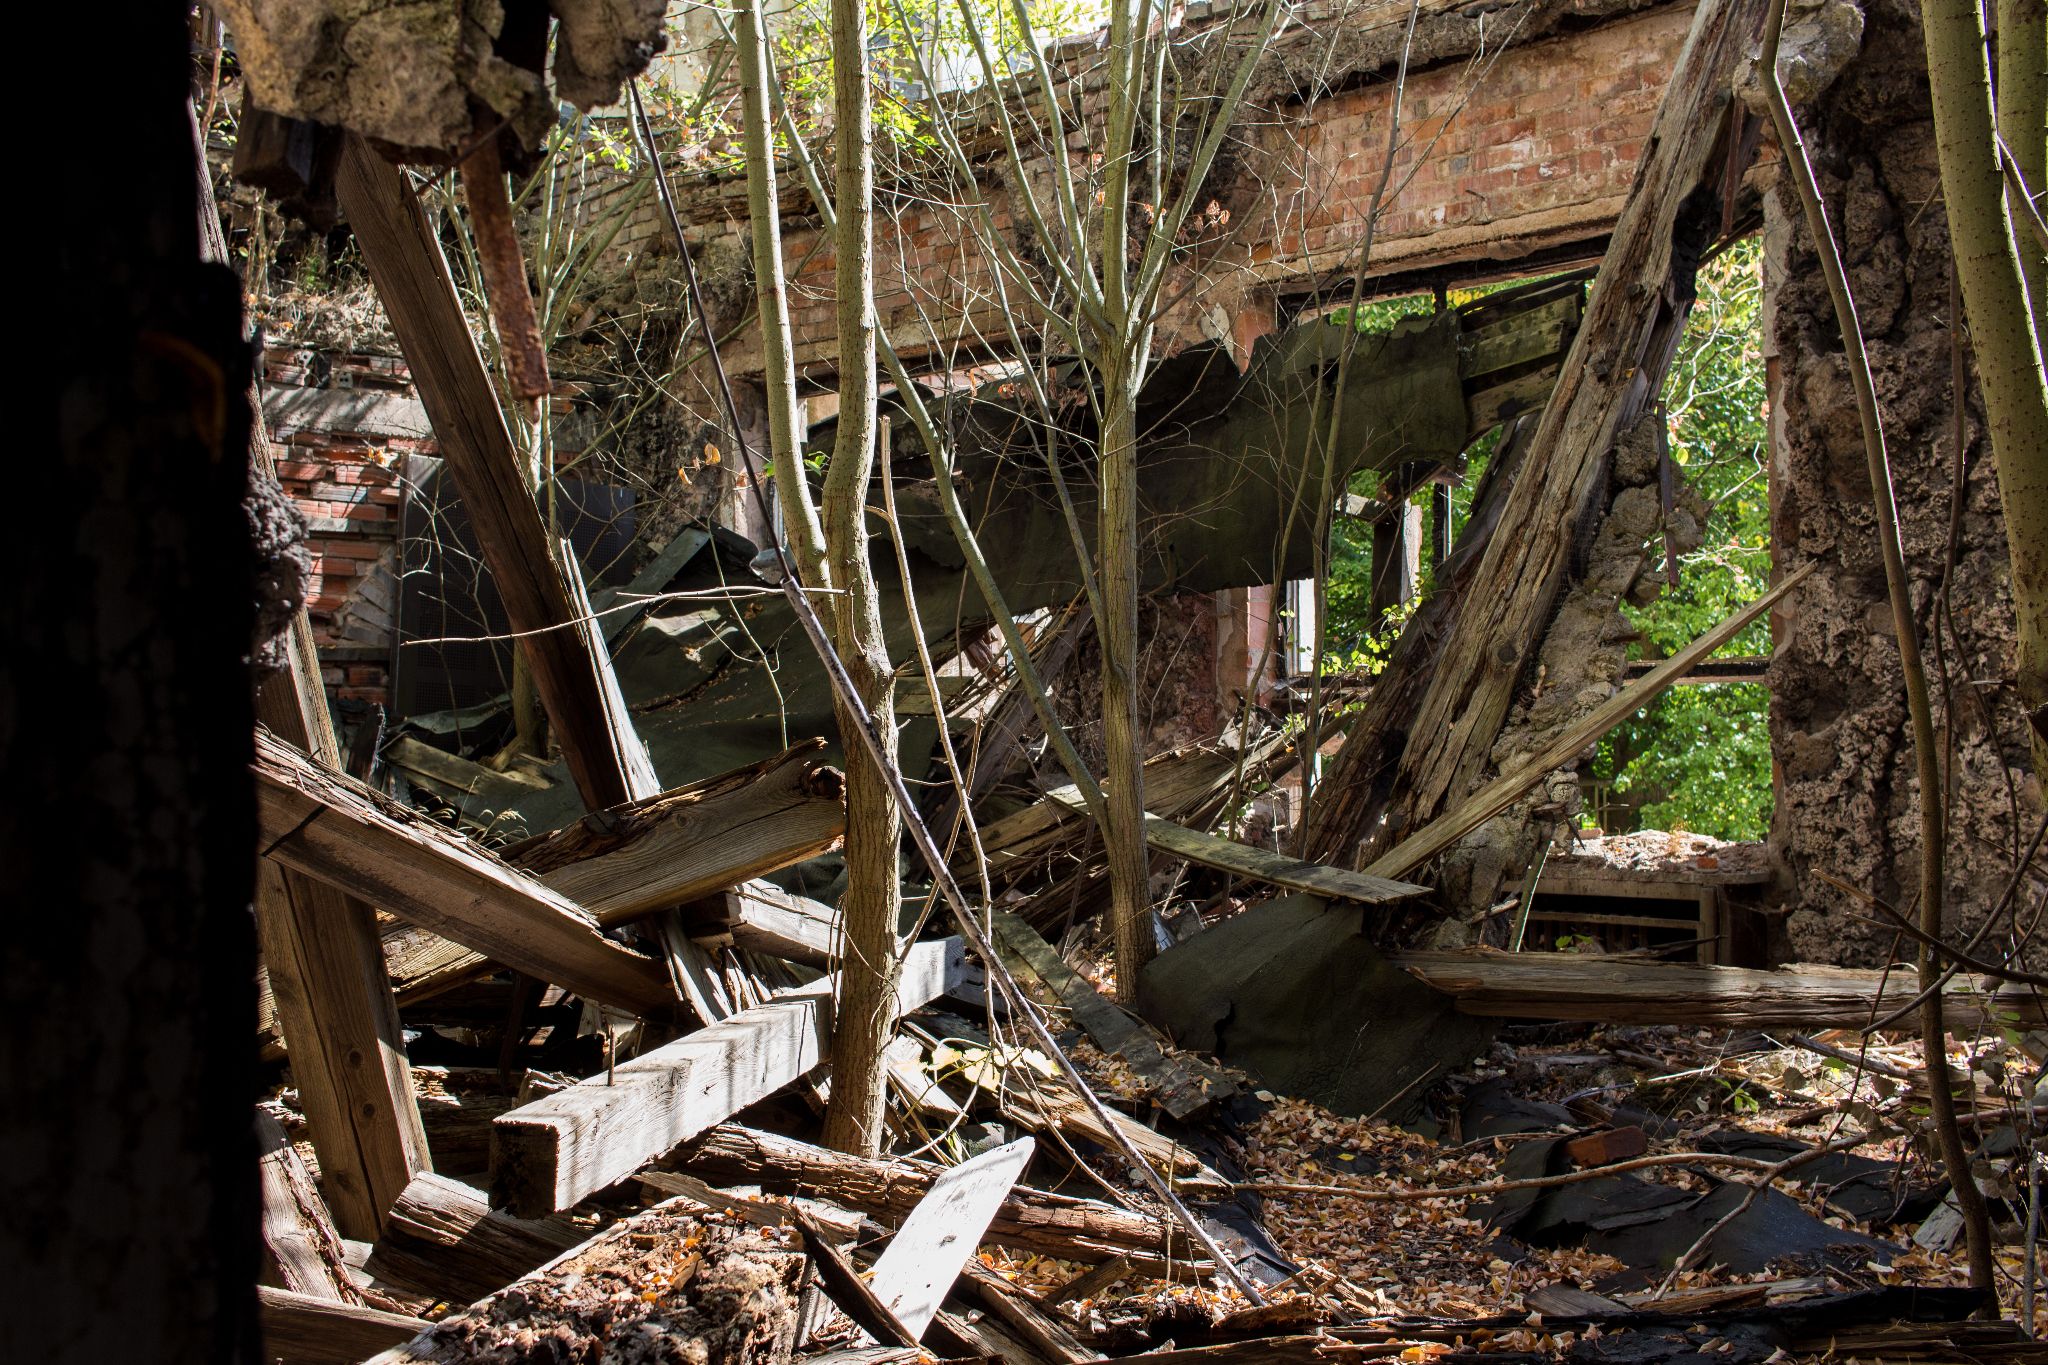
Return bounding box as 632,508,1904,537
1760,0,2040,964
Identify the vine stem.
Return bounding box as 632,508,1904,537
1757,0,1995,1296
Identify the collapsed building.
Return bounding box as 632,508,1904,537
15,0,2044,1360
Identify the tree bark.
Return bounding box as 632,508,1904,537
1924,0,2048,761
6,9,261,1357
818,0,901,1157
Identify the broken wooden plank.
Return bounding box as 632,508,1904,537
1042,788,1425,905
233,164,427,1230
989,910,1235,1120
510,741,847,924
257,1111,362,1304
363,1172,586,1306
687,880,843,968
491,938,968,1216
868,1138,1034,1339
672,1124,1198,1272
253,729,677,1020
336,136,644,813
257,1286,429,1365
1363,563,1815,882
1394,951,2048,1034
334,747,849,1027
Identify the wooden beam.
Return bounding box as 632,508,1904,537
339,747,847,1014
673,1124,1196,1271
1304,0,1771,868
686,879,843,967
257,1286,429,1365
211,119,427,1234
1395,951,2048,1033
1044,788,1426,905
253,730,676,1020
990,910,1235,1120
511,740,847,923
335,136,643,813
1362,563,1814,881
490,939,967,1216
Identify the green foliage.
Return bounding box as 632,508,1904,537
1595,238,1771,840
635,0,1103,166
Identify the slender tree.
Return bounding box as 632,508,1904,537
815,0,904,1156
1923,0,2048,763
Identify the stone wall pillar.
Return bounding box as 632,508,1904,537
1760,0,2039,963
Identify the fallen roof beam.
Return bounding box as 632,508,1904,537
1363,564,1815,882
336,136,651,813
683,880,843,968
252,730,677,1020
1395,951,2047,1034
491,938,968,1216
361,744,849,1004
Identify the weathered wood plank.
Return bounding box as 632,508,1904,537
990,910,1234,1120
711,881,842,967
491,939,968,1216
673,1123,1197,1272
335,136,642,812
1396,951,2048,1033
257,1111,362,1303
253,729,676,1020
224,130,427,1232
257,1286,430,1365
868,1137,1034,1338
511,741,847,924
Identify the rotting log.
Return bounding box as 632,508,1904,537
491,939,968,1216
252,730,676,1020
990,910,1236,1120
257,1286,430,1365
335,136,651,814
673,1123,1200,1272
1396,951,2048,1033
1304,0,1771,871
363,1171,586,1306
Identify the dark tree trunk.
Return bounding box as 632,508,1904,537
3,7,262,1361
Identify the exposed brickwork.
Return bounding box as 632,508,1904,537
262,349,425,716
574,5,1690,378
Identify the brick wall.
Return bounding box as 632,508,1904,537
580,4,1689,378
263,349,427,721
